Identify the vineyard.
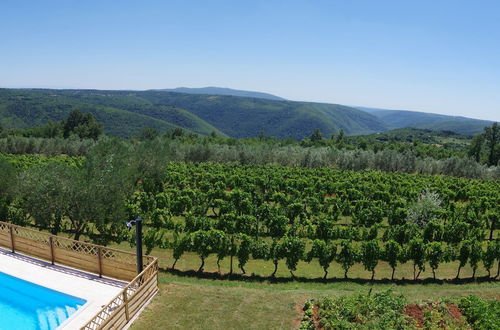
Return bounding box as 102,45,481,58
125,162,500,281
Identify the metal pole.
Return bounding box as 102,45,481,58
136,218,143,274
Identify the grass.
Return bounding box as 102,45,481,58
125,246,499,330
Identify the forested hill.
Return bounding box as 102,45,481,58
154,87,286,101
0,89,387,139
356,107,494,135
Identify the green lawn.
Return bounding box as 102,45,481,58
127,247,500,330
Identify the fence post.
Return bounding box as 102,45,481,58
98,247,103,278
49,236,55,265
9,224,15,253
123,290,130,321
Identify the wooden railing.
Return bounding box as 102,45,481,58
0,221,155,281
81,258,159,330
0,221,159,329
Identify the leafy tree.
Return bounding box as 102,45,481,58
211,230,230,273
484,122,499,166
467,134,484,162
310,128,323,143
0,159,17,220
485,210,498,241
63,110,103,140
407,190,443,229
361,240,381,280
456,241,471,279
281,236,305,277
306,239,336,279
170,233,191,270
407,239,426,280
426,242,443,279
218,213,238,274
337,240,358,279
468,239,482,279
383,240,402,280
269,240,284,277
251,239,270,262
483,240,498,278
139,127,160,141
236,234,252,274
191,230,213,272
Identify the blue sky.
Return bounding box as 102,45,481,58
1,0,499,121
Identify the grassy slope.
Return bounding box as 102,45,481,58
128,246,500,330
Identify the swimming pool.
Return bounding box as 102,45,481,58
0,271,86,330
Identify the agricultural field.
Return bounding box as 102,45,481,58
2,154,499,329
122,162,499,329
130,162,499,281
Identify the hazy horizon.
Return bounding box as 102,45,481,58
1,1,499,122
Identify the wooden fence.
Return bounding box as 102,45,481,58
0,221,159,329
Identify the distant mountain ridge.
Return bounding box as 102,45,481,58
154,87,286,101
355,106,494,135
0,88,385,139
0,88,494,139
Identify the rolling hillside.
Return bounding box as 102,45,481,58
0,89,387,139
155,87,286,101
0,89,227,138
356,107,494,135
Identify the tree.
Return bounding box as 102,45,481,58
191,230,213,272
407,239,426,280
361,240,381,280
484,122,499,166
426,242,443,280
337,240,358,279
407,190,443,229
306,239,336,279
218,213,238,274
468,239,482,279
0,159,17,221
384,240,402,280
281,236,305,277
170,233,191,270
236,234,252,274
74,138,134,243
138,127,160,141
335,129,345,146
63,110,103,140
17,162,73,235
269,240,284,277
483,240,498,278
468,134,484,162
211,230,230,273
310,128,323,143
456,241,470,279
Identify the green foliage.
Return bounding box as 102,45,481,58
317,290,411,330
63,110,103,139
426,242,443,279
281,236,306,276
306,239,336,279
407,190,443,229
482,240,499,277
459,296,500,330
407,239,426,280
361,240,381,280
337,240,359,279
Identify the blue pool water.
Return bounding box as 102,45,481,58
0,271,86,330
